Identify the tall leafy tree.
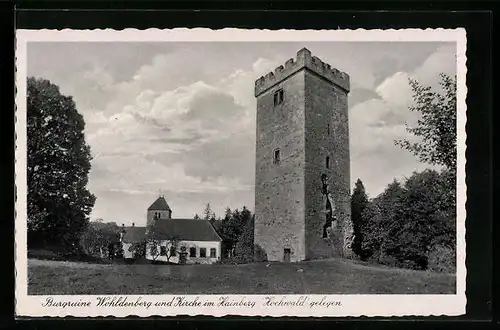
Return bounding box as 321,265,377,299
395,73,457,173
361,170,456,271
234,214,255,263
390,73,457,270
80,222,120,257
361,180,405,262
217,206,254,260
218,207,233,257
351,179,369,258
27,77,96,251
392,169,454,269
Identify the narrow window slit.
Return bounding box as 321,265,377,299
274,149,281,164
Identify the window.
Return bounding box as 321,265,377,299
170,246,176,256
200,248,207,258
210,248,216,258
273,149,281,164
326,156,330,169
189,247,196,257
160,246,167,256
273,89,284,106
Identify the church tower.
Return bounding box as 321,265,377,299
254,48,354,262
146,195,172,227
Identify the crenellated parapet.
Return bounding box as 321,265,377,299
254,48,350,97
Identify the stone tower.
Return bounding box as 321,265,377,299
254,48,354,262
146,195,172,227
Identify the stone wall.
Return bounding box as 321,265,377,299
254,70,306,262
146,210,171,227
304,71,352,259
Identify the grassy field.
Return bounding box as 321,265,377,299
27,257,456,295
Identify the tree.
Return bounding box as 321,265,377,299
194,213,200,220
351,179,369,258
27,77,96,251
144,226,180,263
80,222,120,258
361,180,405,263
360,170,456,271
390,72,457,271
395,73,457,173
395,169,455,270
129,241,146,259
234,214,255,263
215,206,255,260
218,207,233,258
203,203,215,220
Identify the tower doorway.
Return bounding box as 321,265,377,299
283,248,291,262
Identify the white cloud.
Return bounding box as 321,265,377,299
375,72,413,108
80,52,267,221
412,44,457,87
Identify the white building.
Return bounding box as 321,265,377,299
121,196,222,264
145,218,222,264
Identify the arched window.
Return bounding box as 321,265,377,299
326,156,330,169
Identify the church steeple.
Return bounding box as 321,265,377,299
147,194,173,227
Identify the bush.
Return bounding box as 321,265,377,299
254,244,268,262
369,251,399,268
427,245,456,273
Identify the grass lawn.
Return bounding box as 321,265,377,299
27,257,456,295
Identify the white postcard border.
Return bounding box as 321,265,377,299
15,28,467,318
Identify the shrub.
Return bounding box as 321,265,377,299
427,245,456,273
369,251,399,268
254,244,268,262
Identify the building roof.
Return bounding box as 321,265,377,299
122,226,147,244
147,196,172,211
150,219,222,242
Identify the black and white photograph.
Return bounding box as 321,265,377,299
15,28,467,317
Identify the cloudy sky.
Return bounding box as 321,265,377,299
27,41,456,225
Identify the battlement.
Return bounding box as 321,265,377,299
255,48,350,97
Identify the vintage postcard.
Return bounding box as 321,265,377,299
15,28,467,317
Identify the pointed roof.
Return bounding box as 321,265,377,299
147,196,172,211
